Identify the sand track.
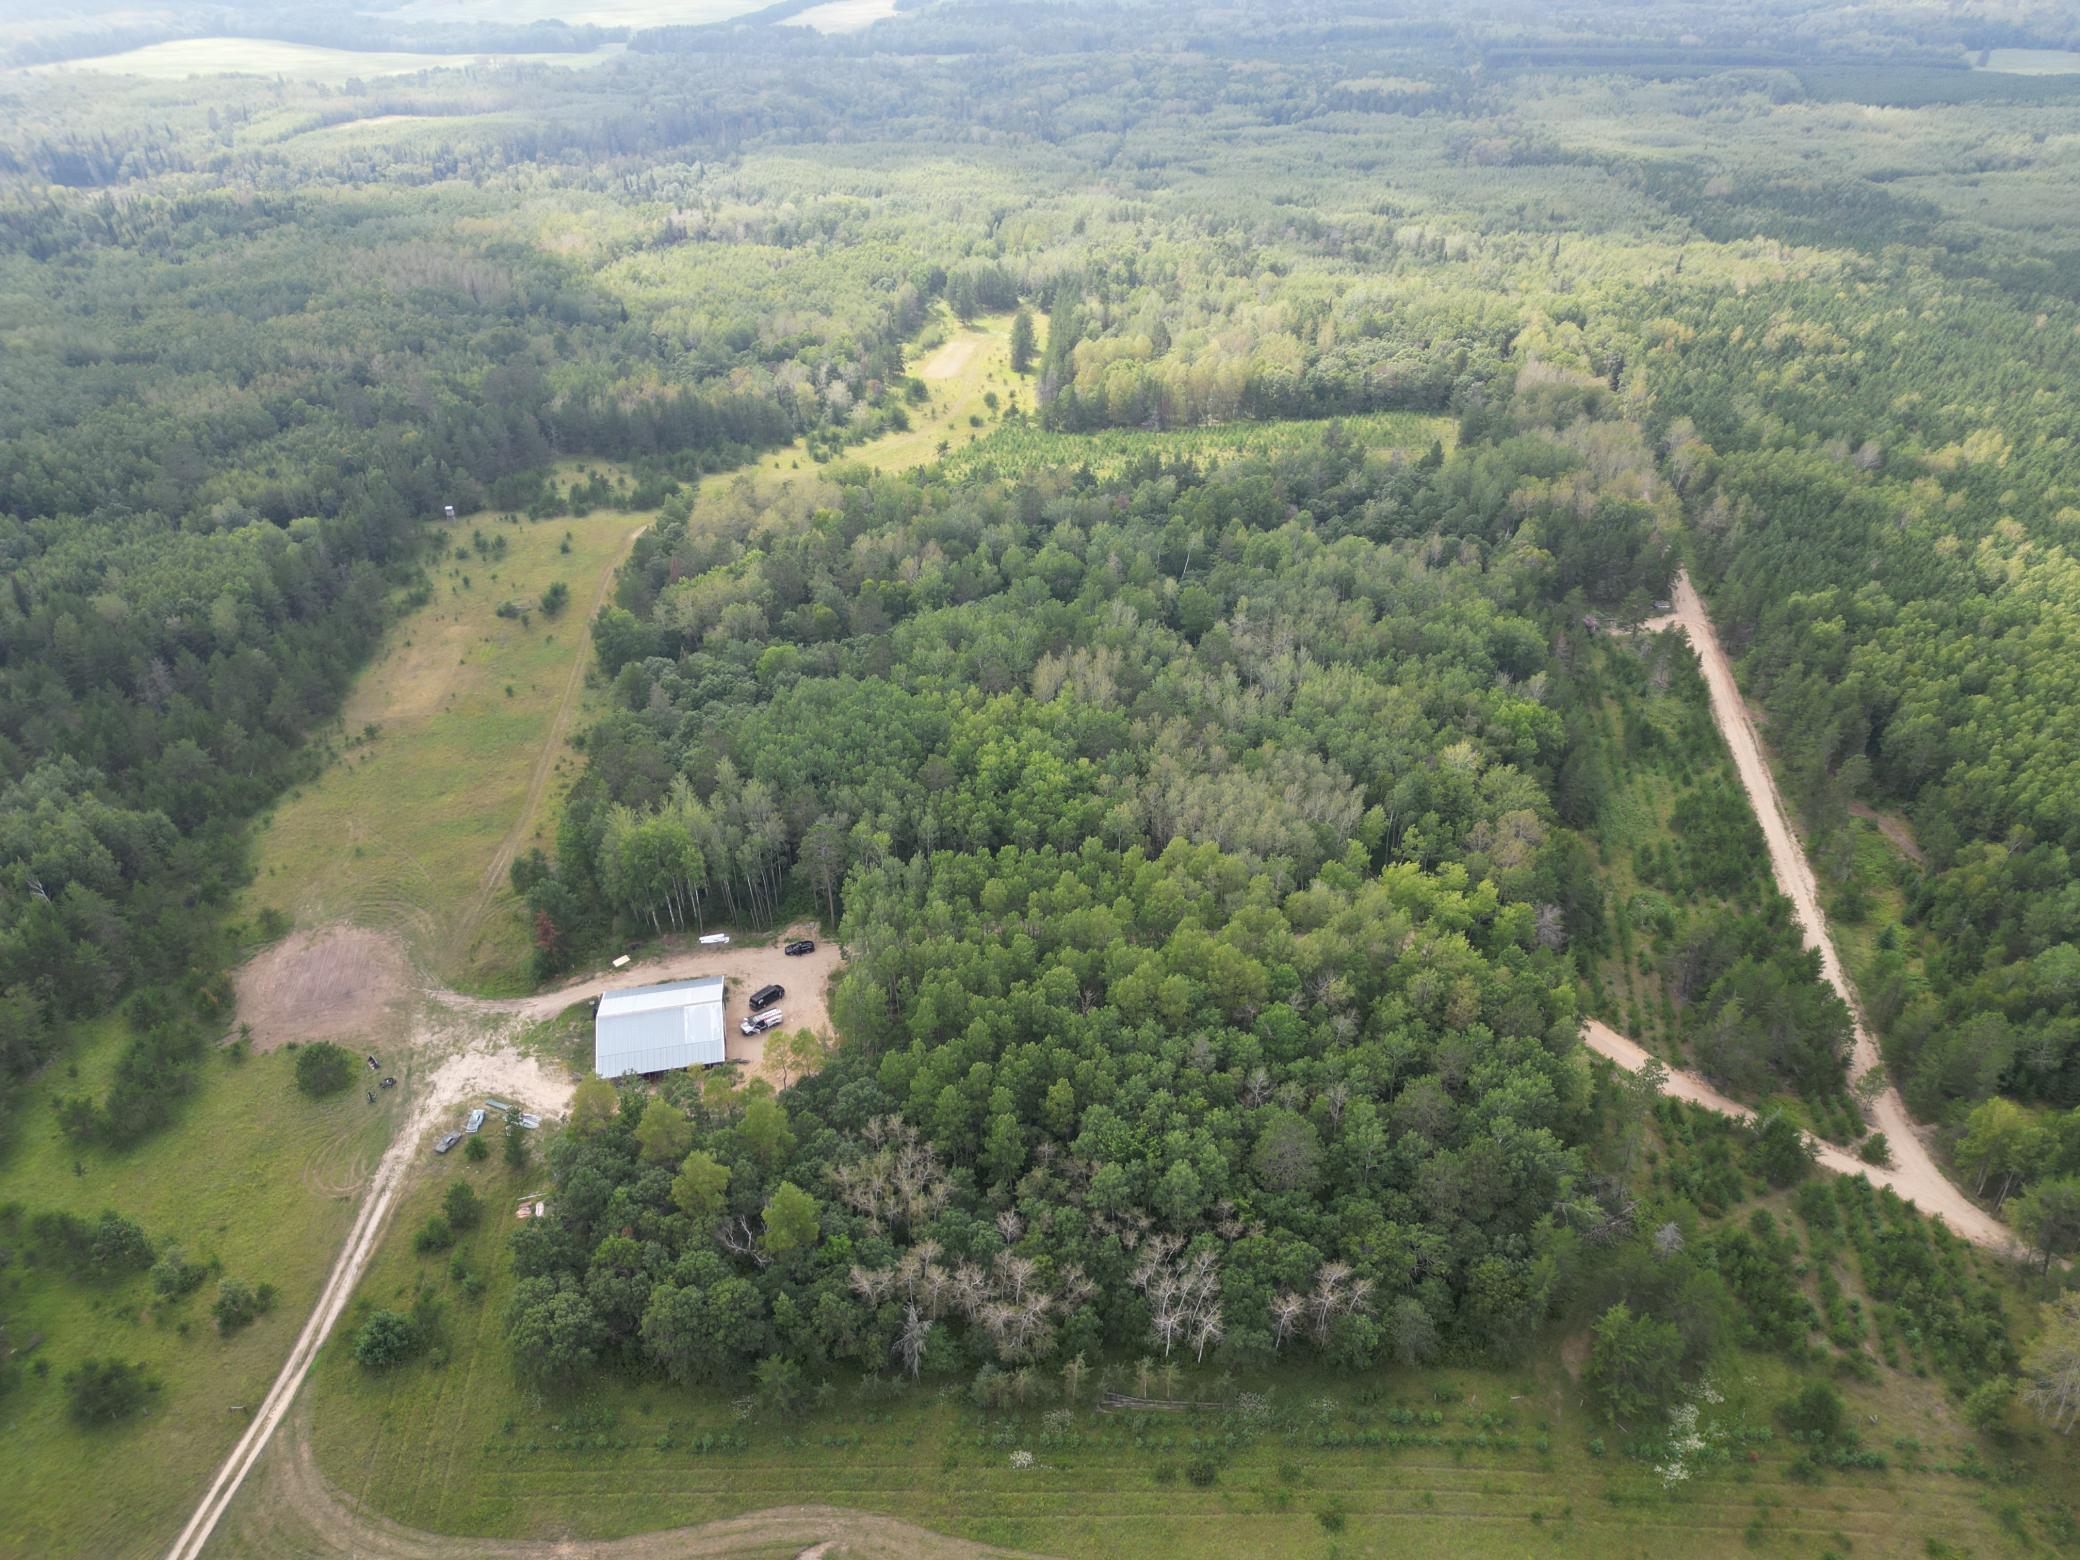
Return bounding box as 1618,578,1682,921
1623,571,2013,1252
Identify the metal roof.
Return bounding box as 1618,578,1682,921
595,977,725,1077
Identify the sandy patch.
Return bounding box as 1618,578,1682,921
234,927,415,1052
915,336,979,381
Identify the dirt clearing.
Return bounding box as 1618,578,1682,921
506,924,847,1088
915,335,979,380
234,927,415,1051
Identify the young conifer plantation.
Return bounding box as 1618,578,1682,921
2,1,2079,1554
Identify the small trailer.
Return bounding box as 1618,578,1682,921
698,933,730,947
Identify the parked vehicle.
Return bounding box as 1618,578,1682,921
740,1009,784,1036
748,983,784,1011
784,939,816,956
433,1132,462,1155
465,1108,486,1133
515,1113,541,1130
698,933,729,946
380,1077,396,1089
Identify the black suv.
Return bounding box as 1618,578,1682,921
784,939,816,956
748,983,784,1011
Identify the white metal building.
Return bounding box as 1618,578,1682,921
594,976,725,1078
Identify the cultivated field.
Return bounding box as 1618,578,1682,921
255,1184,2025,1560
36,38,624,81
244,475,657,993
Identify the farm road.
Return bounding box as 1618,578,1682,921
173,928,845,1560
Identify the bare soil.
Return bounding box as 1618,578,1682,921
234,927,416,1052
914,335,979,380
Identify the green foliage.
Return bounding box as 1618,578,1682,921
353,1308,422,1370
464,1132,489,1163
1586,1302,1684,1425
413,1214,455,1254
1778,1380,1846,1440
293,1042,355,1099
442,1182,483,1233
539,581,571,618
759,1181,819,1261
210,1276,276,1333
62,1357,157,1426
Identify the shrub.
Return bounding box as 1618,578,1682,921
353,1309,421,1369
149,1246,207,1299
1859,1132,1892,1167
1185,1457,1219,1487
294,1042,354,1098
414,1214,455,1254
464,1133,489,1163
64,1358,157,1425
443,1182,483,1232
540,581,571,617
1779,1380,1845,1440
212,1277,277,1333
33,1209,155,1281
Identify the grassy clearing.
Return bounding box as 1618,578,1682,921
265,1147,2035,1557
732,309,1030,492
39,38,624,81
0,1018,414,1558
245,474,657,993
944,409,1455,482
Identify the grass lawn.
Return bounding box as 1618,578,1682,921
244,476,656,994
0,1019,413,1558
250,1131,2047,1559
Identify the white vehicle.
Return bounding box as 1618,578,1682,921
698,932,730,946
739,1009,784,1036
465,1108,486,1133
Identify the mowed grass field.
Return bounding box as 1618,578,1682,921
0,1017,416,1558
253,1143,2034,1558
245,475,656,993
